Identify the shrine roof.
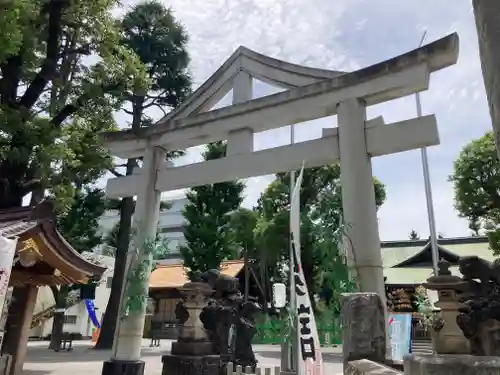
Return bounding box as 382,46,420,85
384,266,461,287
381,236,494,269
0,201,106,286
149,260,244,289
382,236,495,286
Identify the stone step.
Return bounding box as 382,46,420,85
411,340,433,355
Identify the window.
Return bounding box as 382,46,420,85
64,315,77,325
106,276,113,288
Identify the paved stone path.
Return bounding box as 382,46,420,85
23,340,343,375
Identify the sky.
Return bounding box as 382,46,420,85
115,0,492,241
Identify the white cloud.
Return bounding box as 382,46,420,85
115,0,490,241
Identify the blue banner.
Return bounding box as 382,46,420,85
84,299,101,329
388,313,412,361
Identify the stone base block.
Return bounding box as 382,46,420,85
161,354,220,375
171,340,214,356
345,359,402,375
280,371,297,375
101,359,145,375
404,354,500,375
340,293,386,367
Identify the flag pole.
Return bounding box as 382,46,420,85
415,30,439,275
280,124,297,373
289,124,297,372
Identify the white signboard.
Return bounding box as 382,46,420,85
272,283,287,308
0,236,17,311
290,166,324,375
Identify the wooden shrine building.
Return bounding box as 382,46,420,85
147,260,262,339
381,236,494,314
0,201,106,375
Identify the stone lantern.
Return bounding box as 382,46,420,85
170,279,215,356
423,259,470,354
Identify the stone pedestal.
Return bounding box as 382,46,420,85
162,280,220,375
341,293,386,368
404,354,500,375
161,354,220,375
102,360,145,375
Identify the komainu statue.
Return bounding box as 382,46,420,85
200,270,260,371
456,256,500,356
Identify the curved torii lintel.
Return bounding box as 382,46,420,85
158,46,345,124
103,33,459,159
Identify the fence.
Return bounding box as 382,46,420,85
253,315,341,346
226,362,281,375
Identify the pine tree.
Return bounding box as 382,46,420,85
180,141,245,278
409,229,420,240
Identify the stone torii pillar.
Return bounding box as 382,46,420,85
102,147,165,375
338,98,385,302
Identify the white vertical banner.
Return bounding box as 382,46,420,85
290,164,324,375
0,235,17,348
0,236,17,310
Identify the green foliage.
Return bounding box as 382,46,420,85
254,164,386,301
121,235,155,319
180,141,245,279
0,0,149,209
120,0,191,110
56,187,107,253
120,223,171,319
312,204,358,309
449,131,500,254
409,229,420,240
104,223,170,260
227,207,259,257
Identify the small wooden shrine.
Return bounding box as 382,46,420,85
0,201,106,375
147,260,261,339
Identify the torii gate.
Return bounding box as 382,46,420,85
100,34,459,374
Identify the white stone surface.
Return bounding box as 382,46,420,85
112,147,165,361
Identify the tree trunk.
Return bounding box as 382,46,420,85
48,285,69,350
472,0,500,158
94,178,135,349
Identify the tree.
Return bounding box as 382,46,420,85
95,0,191,349
227,207,259,258
0,0,147,210
104,219,171,260
49,187,107,349
254,164,386,305
449,132,500,231
472,0,500,159
449,131,500,254
409,229,420,240
180,142,245,279
0,1,149,353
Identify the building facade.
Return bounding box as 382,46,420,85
30,254,115,338
97,196,188,263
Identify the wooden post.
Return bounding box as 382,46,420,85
3,286,38,375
